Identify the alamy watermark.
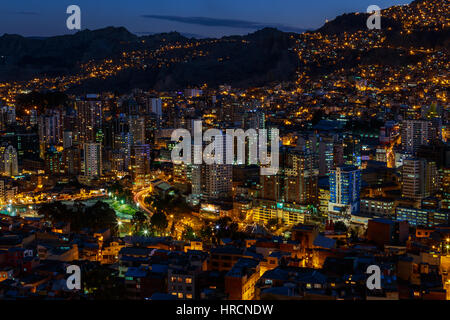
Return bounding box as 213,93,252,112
366,265,382,290
66,5,81,30
66,264,81,290
171,121,279,175
367,5,381,30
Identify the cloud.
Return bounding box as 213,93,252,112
134,31,205,39
141,15,306,33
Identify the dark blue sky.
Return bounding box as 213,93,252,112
0,0,411,38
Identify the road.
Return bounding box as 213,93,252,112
14,193,108,206
134,187,154,215
133,184,227,239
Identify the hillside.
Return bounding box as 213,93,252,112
0,0,448,93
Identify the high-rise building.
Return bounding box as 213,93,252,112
333,143,344,168
150,97,163,127
328,166,361,220
123,97,139,115
130,144,151,188
401,158,425,200
343,135,361,166
128,116,146,145
242,110,265,130
0,180,4,204
173,161,192,193
143,114,158,145
2,145,19,176
75,96,102,144
83,143,102,178
38,110,63,146
0,106,16,129
401,120,431,154
318,178,330,217
63,131,73,149
442,168,450,210
9,132,40,165
191,150,233,201
259,145,319,206
150,98,162,116
424,161,438,198
401,158,437,200
200,164,232,200
111,151,127,174
284,151,319,205
29,109,38,126
318,135,336,176
189,140,233,201
416,141,449,169
260,174,283,202
63,146,81,176
0,179,16,205
379,121,397,145
114,132,133,170
44,146,63,175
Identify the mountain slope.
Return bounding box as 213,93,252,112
0,27,299,91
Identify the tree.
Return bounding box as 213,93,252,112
131,211,148,234
150,210,168,233
182,225,197,241
109,181,133,203
83,266,125,299
145,190,191,217
334,221,348,233
38,201,70,222
40,201,118,234
84,201,118,235
213,216,243,241
199,224,213,242
267,218,279,229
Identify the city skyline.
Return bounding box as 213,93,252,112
0,0,448,303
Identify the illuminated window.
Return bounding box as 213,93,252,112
186,294,193,299
186,278,192,284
